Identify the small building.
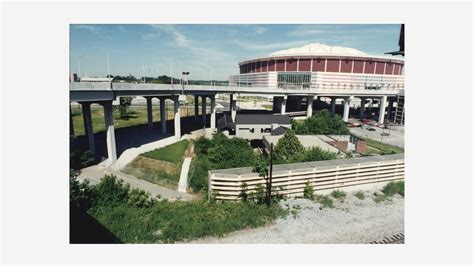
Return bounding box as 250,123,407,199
235,113,291,139
263,134,367,155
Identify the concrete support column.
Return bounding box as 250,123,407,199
229,94,234,113
359,97,366,119
331,97,336,114
81,102,95,155
210,95,216,130
69,104,74,136
296,97,303,111
231,97,237,122
159,97,167,134
281,95,287,115
201,96,207,128
102,101,117,163
378,95,387,124
146,96,153,129
342,96,353,122
173,95,181,138
368,99,373,118
194,95,199,122
273,96,281,113
306,95,314,118
387,98,394,121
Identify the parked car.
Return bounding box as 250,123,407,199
366,127,376,131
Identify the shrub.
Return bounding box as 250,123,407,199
274,130,304,163
303,181,314,200
383,181,404,197
93,175,155,208
293,109,349,135
250,184,266,205
188,154,210,193
70,173,95,210
208,138,256,169
373,193,389,203
331,189,346,199
239,182,249,201
301,146,338,162
314,194,334,208
355,191,365,200
194,136,212,155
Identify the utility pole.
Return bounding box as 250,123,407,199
170,59,173,88
77,58,82,78
106,50,110,78
267,143,274,207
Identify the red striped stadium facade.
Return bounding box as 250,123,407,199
228,43,404,91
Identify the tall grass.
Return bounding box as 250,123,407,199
90,200,285,243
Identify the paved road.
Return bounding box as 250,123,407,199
350,125,405,148
78,165,195,201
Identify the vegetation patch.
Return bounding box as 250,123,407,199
314,194,334,208
292,109,349,135
71,174,285,243
353,134,404,155
373,192,390,203
331,189,346,199
188,133,257,193
273,130,339,164
355,191,366,200
142,140,189,163
123,156,180,189
382,181,404,197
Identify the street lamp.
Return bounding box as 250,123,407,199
182,71,190,92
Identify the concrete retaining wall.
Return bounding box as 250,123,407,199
208,154,404,200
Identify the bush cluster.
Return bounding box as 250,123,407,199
190,133,257,193
382,181,404,197
70,173,285,243
292,109,349,135
273,130,338,164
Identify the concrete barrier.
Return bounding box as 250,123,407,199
209,154,404,200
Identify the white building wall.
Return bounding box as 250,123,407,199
235,123,291,139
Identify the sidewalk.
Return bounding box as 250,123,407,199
78,165,195,201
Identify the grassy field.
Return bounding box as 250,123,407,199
361,136,404,154
71,105,198,136
142,140,189,163
122,140,190,189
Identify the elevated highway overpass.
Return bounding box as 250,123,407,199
70,82,403,165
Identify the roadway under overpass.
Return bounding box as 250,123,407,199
70,82,403,165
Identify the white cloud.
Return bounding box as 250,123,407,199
73,25,100,34
233,39,310,51
290,28,325,36
254,26,267,35
117,25,127,32
144,25,190,47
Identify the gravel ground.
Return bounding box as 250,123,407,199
188,190,404,244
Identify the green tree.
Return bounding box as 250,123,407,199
301,147,338,162
116,97,134,119
70,135,95,170
293,109,349,135
274,130,304,163
208,138,256,169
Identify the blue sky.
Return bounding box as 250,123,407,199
70,24,401,80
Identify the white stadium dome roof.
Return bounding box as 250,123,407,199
269,43,368,57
